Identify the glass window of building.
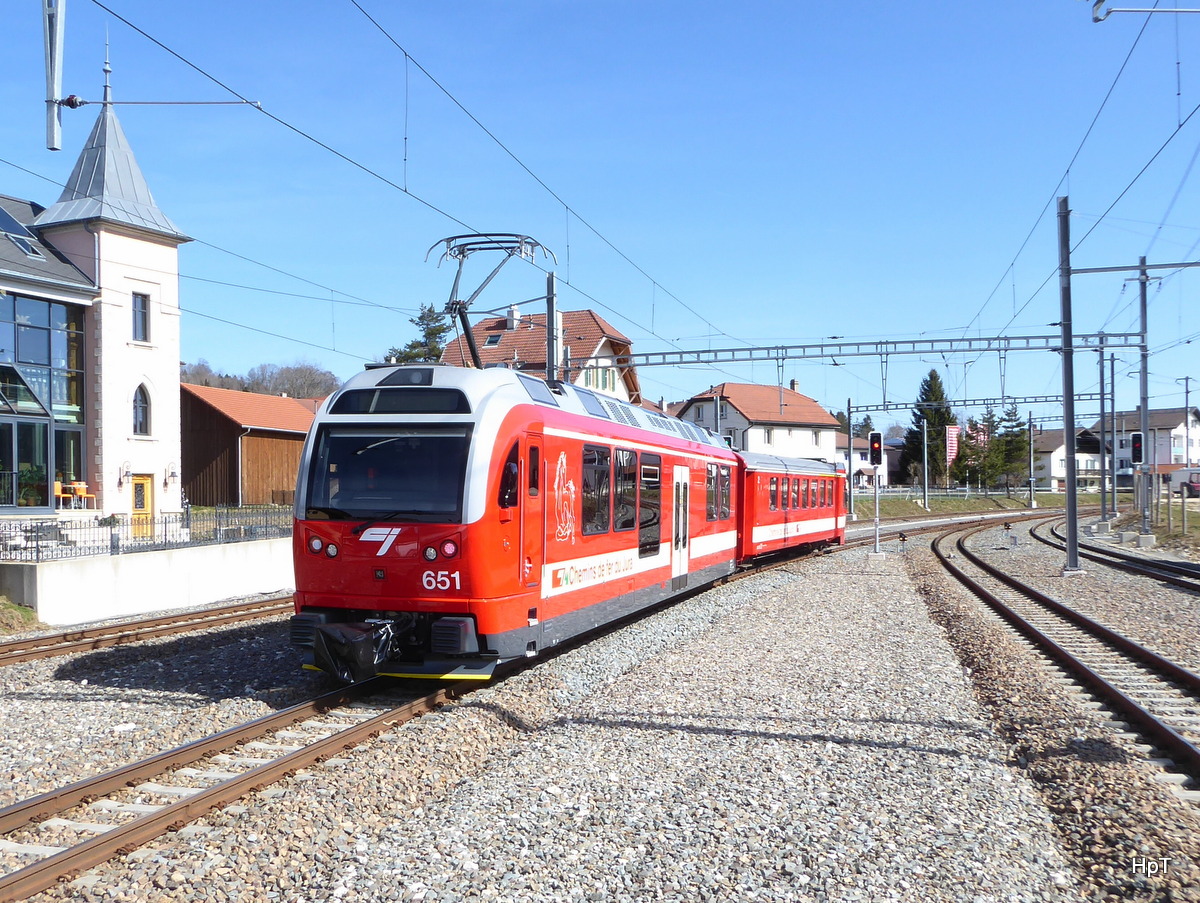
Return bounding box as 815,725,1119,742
133,293,150,342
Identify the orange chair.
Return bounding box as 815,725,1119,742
72,482,96,509
54,480,74,508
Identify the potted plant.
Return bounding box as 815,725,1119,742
18,465,47,507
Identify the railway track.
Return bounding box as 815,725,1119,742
0,596,292,668
1030,518,1200,593
933,521,1200,798
0,509,1110,897
0,678,467,902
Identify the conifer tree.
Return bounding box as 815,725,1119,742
387,304,452,363
898,369,957,487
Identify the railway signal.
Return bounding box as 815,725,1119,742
1130,431,1144,465
868,432,883,467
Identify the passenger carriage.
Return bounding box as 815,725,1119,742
735,451,846,560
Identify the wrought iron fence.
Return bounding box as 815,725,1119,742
0,506,293,563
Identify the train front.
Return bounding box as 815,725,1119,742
290,364,513,682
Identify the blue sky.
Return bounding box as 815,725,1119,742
3,1,1199,430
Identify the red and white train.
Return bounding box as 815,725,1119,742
290,364,845,681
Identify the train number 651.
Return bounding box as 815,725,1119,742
422,570,462,591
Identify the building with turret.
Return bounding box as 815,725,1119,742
0,63,186,517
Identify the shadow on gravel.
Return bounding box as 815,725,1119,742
459,701,995,762
48,619,327,708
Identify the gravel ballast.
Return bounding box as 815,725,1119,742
9,548,1080,903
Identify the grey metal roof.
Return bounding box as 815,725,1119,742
0,195,97,294
33,99,188,242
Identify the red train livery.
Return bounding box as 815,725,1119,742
290,364,845,681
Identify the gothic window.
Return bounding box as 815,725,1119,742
133,385,150,435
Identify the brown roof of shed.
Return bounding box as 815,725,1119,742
182,384,315,434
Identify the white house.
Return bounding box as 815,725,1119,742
1093,408,1200,479
837,434,889,488
675,381,842,460
1031,428,1104,492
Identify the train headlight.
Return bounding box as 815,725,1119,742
308,536,324,554
422,546,438,561
440,539,459,558
325,543,339,558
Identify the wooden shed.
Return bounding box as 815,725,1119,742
180,384,316,507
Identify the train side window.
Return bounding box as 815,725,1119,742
791,478,799,509
769,477,778,511
498,442,520,509
705,464,718,521
582,445,612,535
719,465,731,519
820,480,828,507
781,477,790,509
801,479,809,508
614,449,637,532
528,446,540,497
639,454,661,556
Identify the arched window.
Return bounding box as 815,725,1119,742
133,385,150,435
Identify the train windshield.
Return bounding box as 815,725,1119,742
304,425,470,522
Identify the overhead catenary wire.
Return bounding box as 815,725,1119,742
346,0,748,350
81,0,739,377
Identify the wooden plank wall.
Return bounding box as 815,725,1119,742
241,432,303,506
181,395,239,506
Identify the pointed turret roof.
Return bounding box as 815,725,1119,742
34,63,188,242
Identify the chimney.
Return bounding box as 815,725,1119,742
789,379,798,392
506,305,520,331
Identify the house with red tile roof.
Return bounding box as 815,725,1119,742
180,384,315,506
441,307,642,404
675,381,842,460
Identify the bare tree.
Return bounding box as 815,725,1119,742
181,359,341,398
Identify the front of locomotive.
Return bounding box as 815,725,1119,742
290,364,521,681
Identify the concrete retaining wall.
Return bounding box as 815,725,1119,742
0,539,295,626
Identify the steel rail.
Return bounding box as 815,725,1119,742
0,597,292,667
0,679,466,903
932,524,1200,780
1032,520,1200,592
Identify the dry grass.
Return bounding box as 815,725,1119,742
0,598,40,635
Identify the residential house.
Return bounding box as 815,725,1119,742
675,381,841,459
441,307,641,404
1092,408,1200,483
180,384,316,506
837,434,889,489
1031,428,1105,491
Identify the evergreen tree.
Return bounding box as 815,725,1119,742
997,403,1030,495
855,414,874,439
387,303,452,363
898,369,957,487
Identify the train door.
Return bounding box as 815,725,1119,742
671,464,690,590
522,434,544,589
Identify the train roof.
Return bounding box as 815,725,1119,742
338,364,730,451
736,450,841,475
